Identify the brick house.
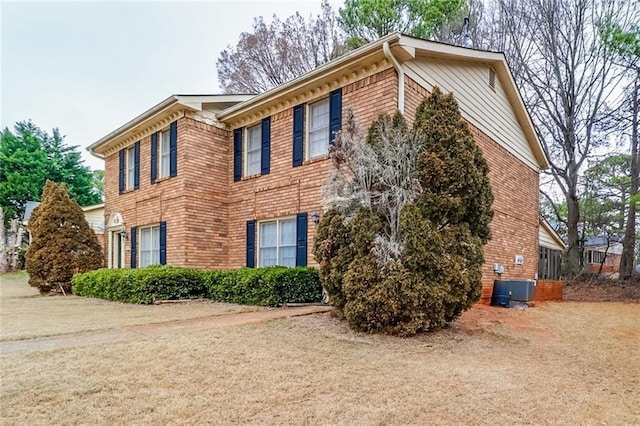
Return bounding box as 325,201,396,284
88,33,548,303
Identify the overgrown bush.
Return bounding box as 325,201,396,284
314,87,493,336
73,265,322,306
26,180,102,294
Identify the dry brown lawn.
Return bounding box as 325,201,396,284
1,273,639,425
0,272,263,341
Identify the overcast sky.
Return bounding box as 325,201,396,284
1,0,339,171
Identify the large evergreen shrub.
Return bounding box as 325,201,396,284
314,87,494,335
25,180,103,294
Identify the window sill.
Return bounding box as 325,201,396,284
303,155,329,165
154,175,173,184
241,173,261,181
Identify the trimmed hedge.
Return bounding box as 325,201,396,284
72,265,322,306
72,266,207,304
204,267,323,306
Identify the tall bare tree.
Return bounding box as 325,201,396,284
482,0,629,274
217,1,346,94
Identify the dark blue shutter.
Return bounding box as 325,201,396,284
133,141,140,190
150,132,158,184
246,220,256,268
159,221,167,265
261,117,271,175
169,121,177,177
293,104,304,167
130,227,137,268
233,128,243,182
118,149,125,194
329,88,342,144
296,213,308,267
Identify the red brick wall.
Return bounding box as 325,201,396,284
534,279,563,301
226,69,400,268
104,117,230,269
404,76,540,303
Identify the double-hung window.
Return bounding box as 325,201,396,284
307,98,330,159
139,225,160,267
159,129,171,178
126,147,136,190
245,124,262,176
259,218,296,267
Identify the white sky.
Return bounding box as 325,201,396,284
1,0,340,171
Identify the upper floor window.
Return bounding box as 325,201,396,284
151,121,177,184
159,128,171,178
307,98,330,159
292,88,341,167
245,124,262,176
119,141,139,193
233,117,271,182
126,146,136,190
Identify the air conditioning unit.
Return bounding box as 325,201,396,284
491,280,536,305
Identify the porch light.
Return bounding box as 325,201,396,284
311,212,320,226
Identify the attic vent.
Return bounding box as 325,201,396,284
489,68,496,91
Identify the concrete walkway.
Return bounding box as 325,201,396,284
0,305,332,358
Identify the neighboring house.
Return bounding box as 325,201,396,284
82,203,105,256
583,235,623,275
538,218,566,280
88,33,549,303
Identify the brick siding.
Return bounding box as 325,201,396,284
104,69,541,305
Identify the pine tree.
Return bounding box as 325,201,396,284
25,181,103,294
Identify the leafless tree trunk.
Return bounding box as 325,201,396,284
482,0,625,274
0,208,24,272
620,73,639,279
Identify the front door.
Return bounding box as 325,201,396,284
110,230,124,268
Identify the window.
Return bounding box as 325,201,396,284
489,68,496,91
259,218,296,267
159,129,171,178
245,124,262,176
126,147,135,190
307,98,330,159
140,225,160,267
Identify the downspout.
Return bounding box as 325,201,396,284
383,41,405,115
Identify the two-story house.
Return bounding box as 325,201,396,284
88,33,549,302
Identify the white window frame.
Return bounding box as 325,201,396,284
244,124,262,177
126,146,135,190
139,225,160,267
258,217,297,268
159,128,171,178
306,97,330,160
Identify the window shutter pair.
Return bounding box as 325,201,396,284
150,121,177,184
234,118,271,181
245,213,307,268
292,88,342,167
119,143,140,192
129,222,166,268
